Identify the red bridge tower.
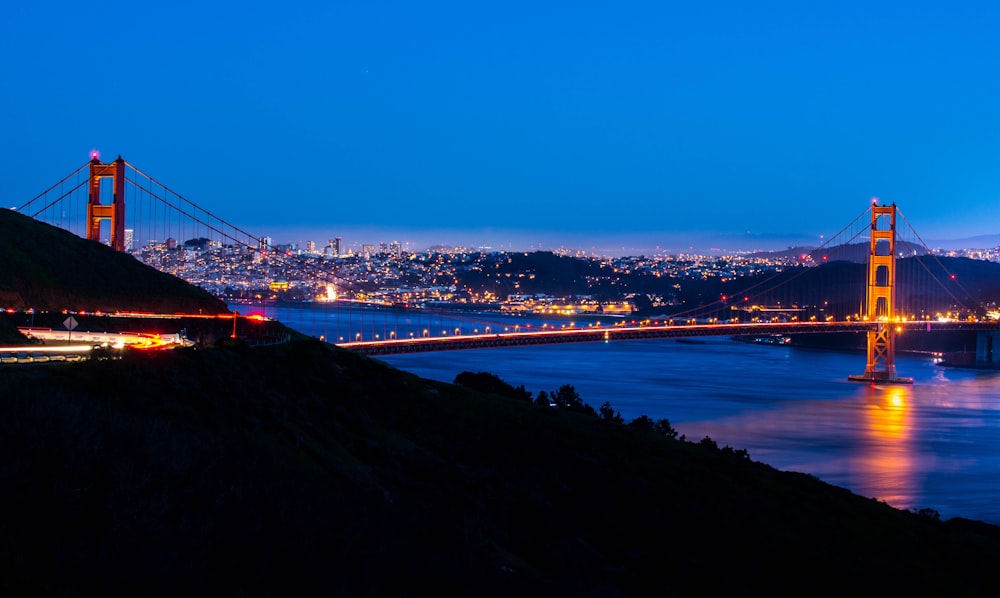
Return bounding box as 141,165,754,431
849,203,912,384
87,156,126,251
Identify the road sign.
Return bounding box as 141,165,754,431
63,316,78,331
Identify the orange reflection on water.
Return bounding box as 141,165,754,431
851,384,917,509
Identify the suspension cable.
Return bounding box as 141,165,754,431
16,162,90,213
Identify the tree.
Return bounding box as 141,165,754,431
599,401,624,424
914,507,941,521
453,371,532,401
698,436,719,450
552,384,583,410
632,293,653,312
534,390,551,407
628,415,656,431
654,418,678,439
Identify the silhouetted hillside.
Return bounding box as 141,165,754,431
2,340,1000,594
459,251,600,297
808,240,928,263
0,208,226,314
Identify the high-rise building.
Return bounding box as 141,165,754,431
124,229,134,252
333,237,342,257
306,240,316,253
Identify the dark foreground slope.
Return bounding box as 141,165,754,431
2,341,1000,595
0,208,226,314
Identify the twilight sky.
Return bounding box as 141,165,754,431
3,1,1000,254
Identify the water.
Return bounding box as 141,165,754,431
245,303,1000,524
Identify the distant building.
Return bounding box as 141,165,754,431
361,244,376,257
124,229,134,252
333,237,342,257
306,240,316,253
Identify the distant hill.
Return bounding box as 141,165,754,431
929,234,1000,250
0,208,226,314
810,240,928,263
3,340,1000,593
748,245,817,260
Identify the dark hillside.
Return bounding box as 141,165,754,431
0,208,226,314
2,340,1000,594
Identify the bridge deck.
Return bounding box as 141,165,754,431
338,320,998,355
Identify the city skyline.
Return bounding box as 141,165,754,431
4,2,1000,248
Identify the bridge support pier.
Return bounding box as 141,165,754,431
975,330,1000,366
976,332,989,365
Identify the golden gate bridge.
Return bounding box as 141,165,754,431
14,155,1000,384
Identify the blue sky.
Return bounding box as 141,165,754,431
3,1,1000,253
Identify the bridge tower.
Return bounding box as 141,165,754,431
849,203,912,384
87,156,127,251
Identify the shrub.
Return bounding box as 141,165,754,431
628,415,656,432
599,401,624,424
454,371,532,401
654,418,678,439
698,436,719,450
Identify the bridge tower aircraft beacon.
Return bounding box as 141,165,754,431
849,202,913,384
87,153,127,252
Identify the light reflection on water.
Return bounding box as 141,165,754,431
249,304,1000,524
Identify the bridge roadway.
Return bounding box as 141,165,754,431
337,320,1000,355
